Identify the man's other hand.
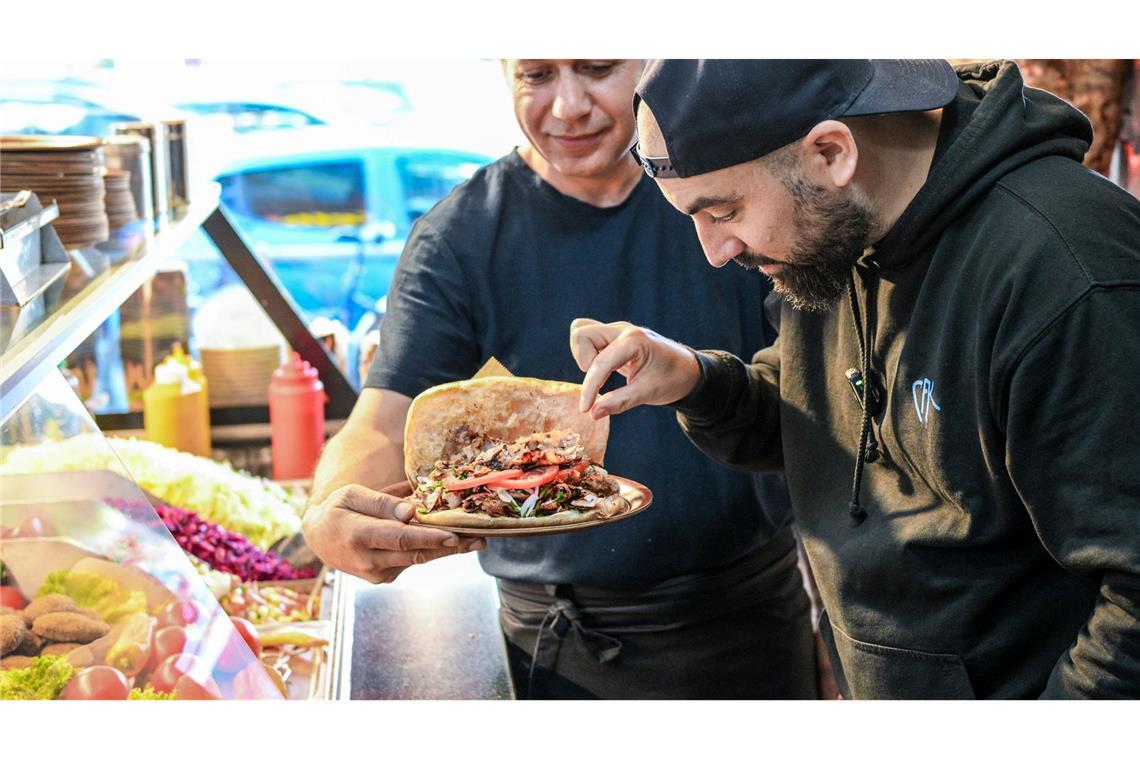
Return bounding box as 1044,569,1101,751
570,317,701,419
302,484,485,585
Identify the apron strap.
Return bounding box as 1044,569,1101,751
528,585,624,696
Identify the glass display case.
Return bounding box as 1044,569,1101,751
0,186,306,699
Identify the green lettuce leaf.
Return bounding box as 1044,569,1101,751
38,570,148,622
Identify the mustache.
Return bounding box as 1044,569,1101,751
734,250,791,270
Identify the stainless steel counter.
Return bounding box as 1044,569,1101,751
329,552,515,699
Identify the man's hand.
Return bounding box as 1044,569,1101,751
815,631,842,700
302,484,485,585
569,318,702,419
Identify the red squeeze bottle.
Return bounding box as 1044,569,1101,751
269,352,328,480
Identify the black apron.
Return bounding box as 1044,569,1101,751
497,526,816,699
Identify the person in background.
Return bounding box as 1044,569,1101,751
1015,58,1130,178
572,59,1140,698
302,59,819,698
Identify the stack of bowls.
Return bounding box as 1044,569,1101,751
199,344,285,407
0,135,109,249
102,169,138,230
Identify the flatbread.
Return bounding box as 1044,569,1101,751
404,375,619,529
414,507,596,528
403,376,609,483
415,494,631,528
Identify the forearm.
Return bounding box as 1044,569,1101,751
671,349,784,471
308,425,405,507
1041,572,1140,698
1004,290,1140,698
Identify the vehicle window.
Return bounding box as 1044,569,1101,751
175,102,324,132
0,98,136,136
219,160,366,227
395,154,483,221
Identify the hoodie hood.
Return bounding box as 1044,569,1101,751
872,60,1093,268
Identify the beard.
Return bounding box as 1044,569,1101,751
734,172,875,313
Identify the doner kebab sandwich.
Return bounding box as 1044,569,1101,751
404,376,632,528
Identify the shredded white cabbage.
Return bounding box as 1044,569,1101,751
0,435,304,550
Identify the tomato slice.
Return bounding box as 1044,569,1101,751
554,460,591,481
442,469,524,491
488,465,562,490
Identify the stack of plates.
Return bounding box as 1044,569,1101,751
199,344,284,407
0,135,109,249
102,169,138,230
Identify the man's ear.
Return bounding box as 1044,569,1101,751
799,120,858,189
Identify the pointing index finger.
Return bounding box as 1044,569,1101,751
579,337,639,414
569,317,609,373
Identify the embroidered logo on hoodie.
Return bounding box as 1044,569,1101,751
912,378,942,425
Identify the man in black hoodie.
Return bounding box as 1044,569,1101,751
571,60,1140,698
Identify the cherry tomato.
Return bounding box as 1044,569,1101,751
149,653,206,694
216,616,262,673
230,616,261,658
232,660,287,700
156,599,204,629
0,586,27,610
174,673,222,700
62,666,130,700
149,626,190,671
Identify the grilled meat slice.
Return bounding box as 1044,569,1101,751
578,466,619,497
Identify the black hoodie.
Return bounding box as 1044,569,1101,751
673,60,1140,698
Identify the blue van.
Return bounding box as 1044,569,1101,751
178,125,495,329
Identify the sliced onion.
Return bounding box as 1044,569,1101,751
520,489,540,517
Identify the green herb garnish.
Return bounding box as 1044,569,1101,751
0,656,77,700
129,686,177,700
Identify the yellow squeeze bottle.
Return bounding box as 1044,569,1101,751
143,358,211,457
168,342,210,430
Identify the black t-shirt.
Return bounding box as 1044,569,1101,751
366,149,790,589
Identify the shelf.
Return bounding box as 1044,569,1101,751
0,184,220,421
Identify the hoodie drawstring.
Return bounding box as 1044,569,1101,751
845,269,879,525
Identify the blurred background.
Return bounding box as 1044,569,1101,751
1,59,524,416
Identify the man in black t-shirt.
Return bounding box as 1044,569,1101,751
302,59,818,698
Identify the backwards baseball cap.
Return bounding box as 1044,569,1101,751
632,59,960,178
